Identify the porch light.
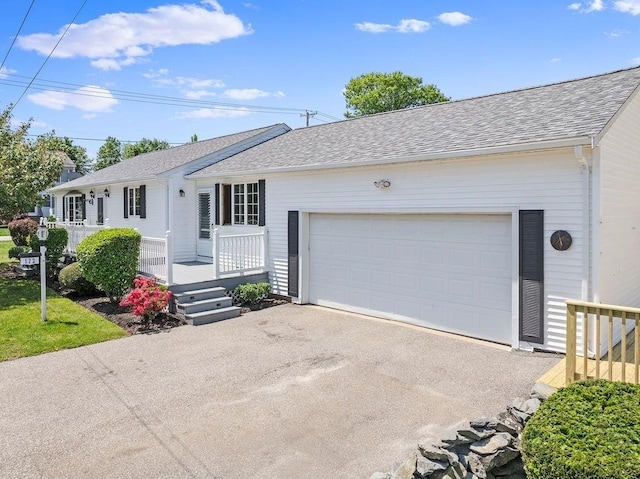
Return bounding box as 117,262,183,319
103,188,110,197
374,179,391,189
179,189,186,197
89,189,95,199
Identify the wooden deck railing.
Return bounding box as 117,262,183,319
566,300,640,385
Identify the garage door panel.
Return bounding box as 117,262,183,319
309,214,512,344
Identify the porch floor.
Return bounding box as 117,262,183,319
172,262,215,285
538,330,638,388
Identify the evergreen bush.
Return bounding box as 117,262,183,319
522,379,640,479
58,262,98,296
7,217,37,246
76,228,141,302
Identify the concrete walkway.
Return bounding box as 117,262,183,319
0,304,560,479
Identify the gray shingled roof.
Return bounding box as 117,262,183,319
51,124,281,190
188,67,640,177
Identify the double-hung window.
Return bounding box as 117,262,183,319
128,187,141,216
232,182,259,225
64,194,84,222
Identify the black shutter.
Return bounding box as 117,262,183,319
223,184,231,225
81,194,86,220
62,196,66,221
139,185,146,218
519,210,544,343
214,183,220,226
287,211,299,297
123,187,129,218
258,179,266,226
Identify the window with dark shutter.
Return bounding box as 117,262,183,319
258,179,265,226
139,185,146,218
214,183,220,226
519,210,544,343
123,187,129,218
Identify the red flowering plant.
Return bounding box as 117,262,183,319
120,277,172,321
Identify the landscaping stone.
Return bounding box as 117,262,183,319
370,385,554,478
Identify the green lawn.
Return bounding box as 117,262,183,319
0,242,127,362
0,226,10,236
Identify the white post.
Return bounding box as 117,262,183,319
165,230,174,285
212,228,219,279
105,218,110,228
40,244,47,322
262,228,269,270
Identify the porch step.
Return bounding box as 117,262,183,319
184,306,241,326
177,296,233,315
173,287,227,303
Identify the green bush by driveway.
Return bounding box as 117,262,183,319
522,379,640,479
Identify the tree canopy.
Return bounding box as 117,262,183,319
46,135,90,174
123,137,170,159
0,107,63,221
93,136,122,171
343,71,449,118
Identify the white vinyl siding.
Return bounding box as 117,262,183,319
262,149,586,352
596,91,640,354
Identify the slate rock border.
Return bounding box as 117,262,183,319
371,382,556,479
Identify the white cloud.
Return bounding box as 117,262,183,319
17,1,252,70
221,88,284,100
550,57,562,63
177,107,250,119
0,66,16,79
615,0,640,14
605,28,628,37
569,0,605,12
355,18,430,33
184,90,218,99
437,12,473,26
11,118,48,128
27,85,118,113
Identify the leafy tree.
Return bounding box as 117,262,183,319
190,134,198,143
123,138,170,159
93,136,122,170
343,71,449,118
0,107,63,221
46,135,90,174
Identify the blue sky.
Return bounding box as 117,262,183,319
0,0,639,159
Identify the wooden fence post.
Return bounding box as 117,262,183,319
566,302,577,385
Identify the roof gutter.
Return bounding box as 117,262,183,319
49,175,158,193
187,136,592,179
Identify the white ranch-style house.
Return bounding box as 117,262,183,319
51,66,640,354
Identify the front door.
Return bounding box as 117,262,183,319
196,188,215,261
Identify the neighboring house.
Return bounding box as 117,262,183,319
52,67,640,354
31,151,82,218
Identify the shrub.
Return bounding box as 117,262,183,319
522,379,640,479
8,217,37,246
58,262,98,296
76,228,141,302
27,227,68,271
120,277,172,320
234,282,271,304
8,245,29,259
47,215,56,223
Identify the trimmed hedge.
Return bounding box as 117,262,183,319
522,379,640,479
59,262,98,296
8,245,29,259
28,227,68,271
76,228,141,302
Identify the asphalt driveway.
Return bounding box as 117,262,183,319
0,304,560,479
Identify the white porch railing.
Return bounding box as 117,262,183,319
58,220,107,254
139,233,173,284
213,228,268,277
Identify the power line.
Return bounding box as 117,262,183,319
0,0,35,73
11,0,88,110
300,110,317,127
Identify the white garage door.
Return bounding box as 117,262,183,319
309,214,512,344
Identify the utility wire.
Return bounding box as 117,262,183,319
11,0,88,110
0,0,35,73
2,73,336,117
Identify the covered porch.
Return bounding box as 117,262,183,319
57,221,268,286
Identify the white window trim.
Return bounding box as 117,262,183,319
65,194,83,222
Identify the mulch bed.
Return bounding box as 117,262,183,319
3,264,287,335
